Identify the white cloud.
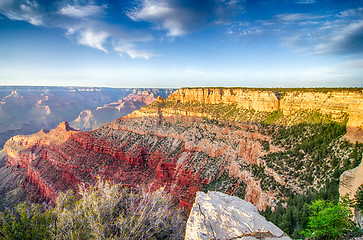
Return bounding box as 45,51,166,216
114,45,155,60
227,21,262,37
59,4,106,18
128,0,245,37
2,0,43,25
315,20,363,54
339,7,363,18
0,0,155,59
269,7,363,55
127,0,189,36
275,13,327,22
295,0,315,4
78,29,109,52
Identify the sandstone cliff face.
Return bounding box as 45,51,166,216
280,91,363,143
168,88,363,143
185,191,291,240
340,159,363,226
171,88,280,112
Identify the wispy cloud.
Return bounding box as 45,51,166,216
114,45,155,60
78,29,109,53
295,0,315,4
315,20,363,54
275,13,327,22
227,21,262,37
59,4,107,18
0,0,43,25
127,0,245,37
271,7,363,55
0,0,154,56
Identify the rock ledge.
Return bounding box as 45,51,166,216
185,191,291,240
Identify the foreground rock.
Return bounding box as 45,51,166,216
185,191,291,240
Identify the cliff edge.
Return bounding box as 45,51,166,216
160,88,363,143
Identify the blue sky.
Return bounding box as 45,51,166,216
0,0,362,88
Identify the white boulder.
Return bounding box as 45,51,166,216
185,191,291,240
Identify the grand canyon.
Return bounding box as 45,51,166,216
1,87,362,238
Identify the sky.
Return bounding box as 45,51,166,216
0,0,362,88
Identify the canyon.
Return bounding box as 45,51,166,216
0,86,174,148
0,88,362,221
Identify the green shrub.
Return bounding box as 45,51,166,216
0,203,54,240
355,184,363,212
300,198,354,239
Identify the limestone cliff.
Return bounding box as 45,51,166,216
170,88,279,112
165,88,363,143
340,158,363,226
185,191,291,240
280,91,363,143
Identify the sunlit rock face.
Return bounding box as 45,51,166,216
170,88,280,112
185,191,291,240
340,159,363,226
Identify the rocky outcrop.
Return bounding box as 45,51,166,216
340,160,363,226
185,191,291,240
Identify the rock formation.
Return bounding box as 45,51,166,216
340,158,363,226
170,88,363,143
185,191,291,240
0,87,361,214
70,89,174,131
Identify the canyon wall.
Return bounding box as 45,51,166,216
167,88,363,143
170,88,280,112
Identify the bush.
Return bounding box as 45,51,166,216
0,203,54,240
300,197,355,239
52,179,186,240
0,179,186,240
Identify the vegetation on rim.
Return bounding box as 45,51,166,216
0,179,186,240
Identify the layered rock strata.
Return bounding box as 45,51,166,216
1,87,362,213
168,88,363,143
